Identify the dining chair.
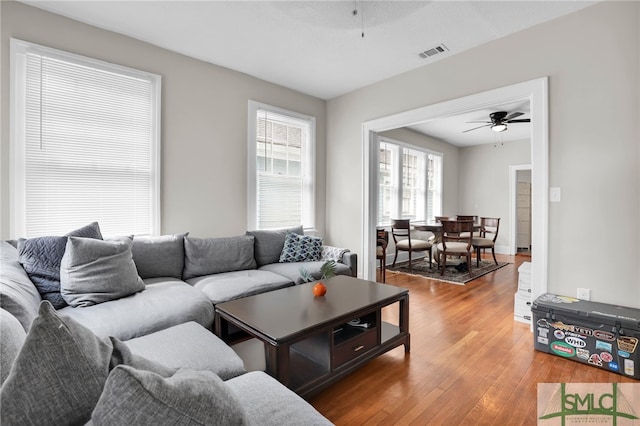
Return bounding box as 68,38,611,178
434,216,454,223
457,215,480,238
472,217,500,266
376,228,388,282
436,220,474,276
390,219,433,270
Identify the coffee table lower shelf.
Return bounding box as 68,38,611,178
228,319,409,399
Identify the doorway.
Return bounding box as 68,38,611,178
361,78,548,299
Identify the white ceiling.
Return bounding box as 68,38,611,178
20,0,595,146
408,98,531,146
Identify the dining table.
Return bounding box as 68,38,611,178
410,220,482,266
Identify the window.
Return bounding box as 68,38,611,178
248,101,315,230
378,138,442,226
10,39,161,238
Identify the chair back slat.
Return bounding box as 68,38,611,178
480,217,500,242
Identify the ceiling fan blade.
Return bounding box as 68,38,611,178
506,119,531,123
503,112,524,121
463,123,492,133
466,120,491,124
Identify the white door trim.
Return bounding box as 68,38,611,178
509,164,532,255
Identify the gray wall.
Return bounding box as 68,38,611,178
458,139,531,252
0,1,327,239
325,1,640,307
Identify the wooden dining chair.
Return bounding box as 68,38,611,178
472,217,500,266
376,228,388,282
436,220,474,276
457,215,480,238
390,219,433,270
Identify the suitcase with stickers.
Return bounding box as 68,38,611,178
532,293,640,379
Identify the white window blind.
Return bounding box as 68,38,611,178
378,138,442,226
10,39,161,238
248,101,315,230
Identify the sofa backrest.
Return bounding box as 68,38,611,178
0,242,42,331
245,225,303,267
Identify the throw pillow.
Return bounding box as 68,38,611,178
183,235,257,280
279,233,323,263
321,245,350,263
131,233,188,279
60,236,145,307
246,225,304,266
17,221,103,309
0,301,173,426
91,366,249,426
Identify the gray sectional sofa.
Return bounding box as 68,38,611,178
0,224,355,425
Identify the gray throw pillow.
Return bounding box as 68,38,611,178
91,366,249,426
0,301,173,426
279,233,323,263
0,309,27,385
17,222,103,309
183,235,257,280
131,233,188,279
246,225,303,267
60,236,145,307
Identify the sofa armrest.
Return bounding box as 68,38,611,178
341,252,358,277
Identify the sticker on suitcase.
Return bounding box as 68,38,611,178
618,336,638,353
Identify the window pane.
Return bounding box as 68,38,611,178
13,40,159,237
378,140,441,225
253,108,313,230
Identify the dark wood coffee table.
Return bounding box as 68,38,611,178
215,275,409,398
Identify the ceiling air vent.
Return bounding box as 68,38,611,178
418,44,449,59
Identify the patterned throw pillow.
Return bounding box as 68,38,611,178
279,233,323,263
321,245,350,263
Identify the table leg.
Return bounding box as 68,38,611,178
265,343,290,387
400,294,410,353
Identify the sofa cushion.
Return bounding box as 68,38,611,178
0,242,42,331
279,232,323,263
0,301,173,426
183,235,257,280
131,233,187,279
60,236,144,307
260,261,353,285
58,278,214,340
225,371,332,426
246,225,303,267
124,321,246,380
91,366,249,426
186,270,293,305
0,309,26,385
16,221,103,309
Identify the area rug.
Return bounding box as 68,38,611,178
386,259,509,285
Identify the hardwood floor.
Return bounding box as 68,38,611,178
309,254,636,425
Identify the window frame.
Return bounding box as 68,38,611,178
377,136,443,226
247,100,316,231
10,38,161,238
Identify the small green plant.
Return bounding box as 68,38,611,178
299,260,337,283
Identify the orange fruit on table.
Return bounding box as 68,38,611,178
313,282,327,297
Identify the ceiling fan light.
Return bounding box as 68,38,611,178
492,123,507,132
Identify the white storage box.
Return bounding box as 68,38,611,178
514,291,532,324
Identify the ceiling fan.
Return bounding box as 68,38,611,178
463,111,530,133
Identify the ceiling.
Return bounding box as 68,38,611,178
407,99,531,146
20,0,595,146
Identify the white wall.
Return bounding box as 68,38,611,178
458,139,531,252
325,1,640,307
0,2,327,239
